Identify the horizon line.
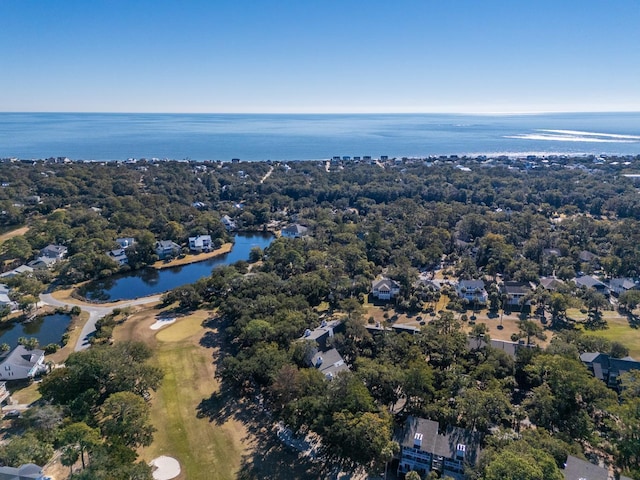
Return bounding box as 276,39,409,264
2,110,640,116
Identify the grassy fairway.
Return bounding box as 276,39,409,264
142,313,247,480
581,314,640,359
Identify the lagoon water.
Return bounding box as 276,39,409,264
81,233,273,302
0,313,71,348
1,112,640,161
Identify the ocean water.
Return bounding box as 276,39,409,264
1,112,639,161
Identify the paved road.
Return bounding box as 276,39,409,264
39,293,162,351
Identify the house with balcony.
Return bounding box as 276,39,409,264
155,240,181,260
372,277,401,301
500,281,533,309
397,417,481,480
0,345,46,381
188,235,212,253
455,280,487,305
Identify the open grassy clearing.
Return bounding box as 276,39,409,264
578,314,640,359
9,381,41,405
0,226,29,245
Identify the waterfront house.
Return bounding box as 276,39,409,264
221,215,237,231
0,345,46,381
371,277,401,301
281,223,308,239
188,235,212,253
107,248,128,266
155,240,181,260
397,416,481,480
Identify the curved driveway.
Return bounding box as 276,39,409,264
39,293,162,351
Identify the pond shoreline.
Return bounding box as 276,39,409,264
150,243,233,270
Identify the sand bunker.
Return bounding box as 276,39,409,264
150,455,181,480
150,317,176,330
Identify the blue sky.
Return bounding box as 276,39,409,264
1,0,639,113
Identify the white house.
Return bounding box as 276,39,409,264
221,215,237,231
116,237,136,249
281,224,308,239
189,235,212,253
372,277,401,301
0,345,46,381
456,280,488,304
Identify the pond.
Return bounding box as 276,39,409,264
0,313,72,348
80,233,274,302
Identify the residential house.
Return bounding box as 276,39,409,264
574,275,609,295
0,463,46,480
500,281,533,309
116,237,135,249
0,381,9,404
281,223,308,239
155,240,181,260
467,337,535,359
609,278,638,297
456,280,488,305
397,416,481,480
563,455,631,480
107,248,128,266
300,320,349,380
579,250,598,263
310,348,349,380
221,215,237,231
188,235,212,253
580,352,640,389
539,276,565,291
0,345,46,381
27,256,57,270
39,244,68,260
301,320,343,350
0,265,34,278
371,277,401,301
0,284,16,311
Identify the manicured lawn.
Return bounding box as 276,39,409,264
141,313,247,480
10,381,41,405
581,314,640,359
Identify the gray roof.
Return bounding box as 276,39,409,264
578,250,598,262
610,277,637,290
501,281,531,295
0,345,44,369
563,455,608,480
539,277,564,290
0,463,44,480
282,224,308,235
398,417,481,466
40,244,67,257
311,348,349,379
580,352,603,363
574,275,607,289
372,277,400,290
457,280,485,291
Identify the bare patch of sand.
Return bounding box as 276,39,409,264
150,317,176,330
150,456,181,480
